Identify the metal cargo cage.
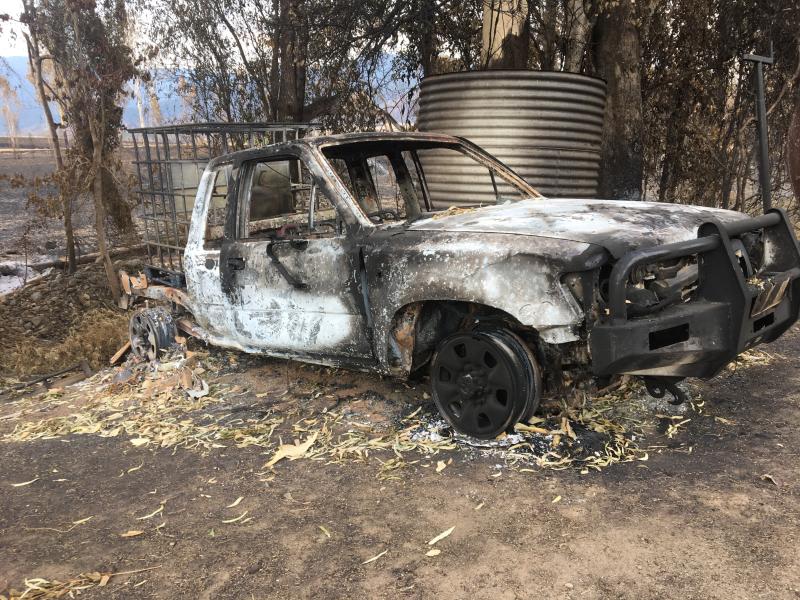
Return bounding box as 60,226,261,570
130,122,310,274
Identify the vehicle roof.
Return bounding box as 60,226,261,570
207,131,463,168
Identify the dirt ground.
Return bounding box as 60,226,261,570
0,150,92,259
1,323,799,600
2,151,800,600
0,149,138,261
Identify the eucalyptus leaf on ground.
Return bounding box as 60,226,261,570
222,510,249,524
428,526,455,546
120,530,144,538
362,550,387,564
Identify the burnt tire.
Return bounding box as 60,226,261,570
129,307,177,361
430,328,542,439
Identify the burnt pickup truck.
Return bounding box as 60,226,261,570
121,131,800,439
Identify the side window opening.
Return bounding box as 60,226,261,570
204,164,232,250
401,150,431,211
309,182,342,237
239,157,341,240
328,157,357,199
323,142,533,219
325,151,430,223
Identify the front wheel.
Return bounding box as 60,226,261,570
430,328,541,439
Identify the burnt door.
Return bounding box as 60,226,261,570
220,154,374,360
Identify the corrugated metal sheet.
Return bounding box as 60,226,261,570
417,70,606,205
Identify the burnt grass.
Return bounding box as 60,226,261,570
0,325,799,599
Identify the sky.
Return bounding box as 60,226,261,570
0,0,26,56
0,0,186,135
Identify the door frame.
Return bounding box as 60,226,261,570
218,147,376,362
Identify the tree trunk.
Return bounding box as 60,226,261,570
2,107,19,159
147,82,163,126
420,0,438,77
657,94,689,203
481,0,529,69
135,79,146,127
564,0,591,72
92,143,121,302
789,89,800,204
269,0,281,121
539,0,559,70
592,0,644,200
276,0,307,122
22,24,77,273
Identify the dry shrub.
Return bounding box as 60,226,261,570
2,308,128,376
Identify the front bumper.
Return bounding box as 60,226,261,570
590,209,800,378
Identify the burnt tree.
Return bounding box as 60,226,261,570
20,0,77,272
482,0,529,69
592,0,645,201
275,0,308,122
789,88,800,203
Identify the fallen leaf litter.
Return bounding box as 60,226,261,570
0,566,160,600
0,346,772,597
2,345,757,483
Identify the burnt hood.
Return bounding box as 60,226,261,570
408,198,751,258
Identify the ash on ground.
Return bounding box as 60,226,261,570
405,380,693,471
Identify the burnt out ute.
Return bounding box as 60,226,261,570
122,132,800,439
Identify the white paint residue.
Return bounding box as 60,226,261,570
411,198,750,250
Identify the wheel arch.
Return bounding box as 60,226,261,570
383,299,546,378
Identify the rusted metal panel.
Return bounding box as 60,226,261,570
417,70,606,204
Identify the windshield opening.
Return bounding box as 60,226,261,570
321,141,534,224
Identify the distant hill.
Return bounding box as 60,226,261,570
0,55,187,135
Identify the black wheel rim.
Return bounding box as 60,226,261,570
130,313,158,361
431,332,524,439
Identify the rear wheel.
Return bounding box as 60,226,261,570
129,307,177,361
430,328,541,439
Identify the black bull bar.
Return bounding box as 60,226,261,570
590,208,800,378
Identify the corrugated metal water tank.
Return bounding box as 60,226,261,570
417,70,606,205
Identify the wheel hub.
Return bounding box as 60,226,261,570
456,367,487,399
129,307,177,362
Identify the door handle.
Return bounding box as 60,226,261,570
227,256,245,270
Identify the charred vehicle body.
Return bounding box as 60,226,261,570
123,132,800,439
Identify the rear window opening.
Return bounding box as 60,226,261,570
649,323,690,350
